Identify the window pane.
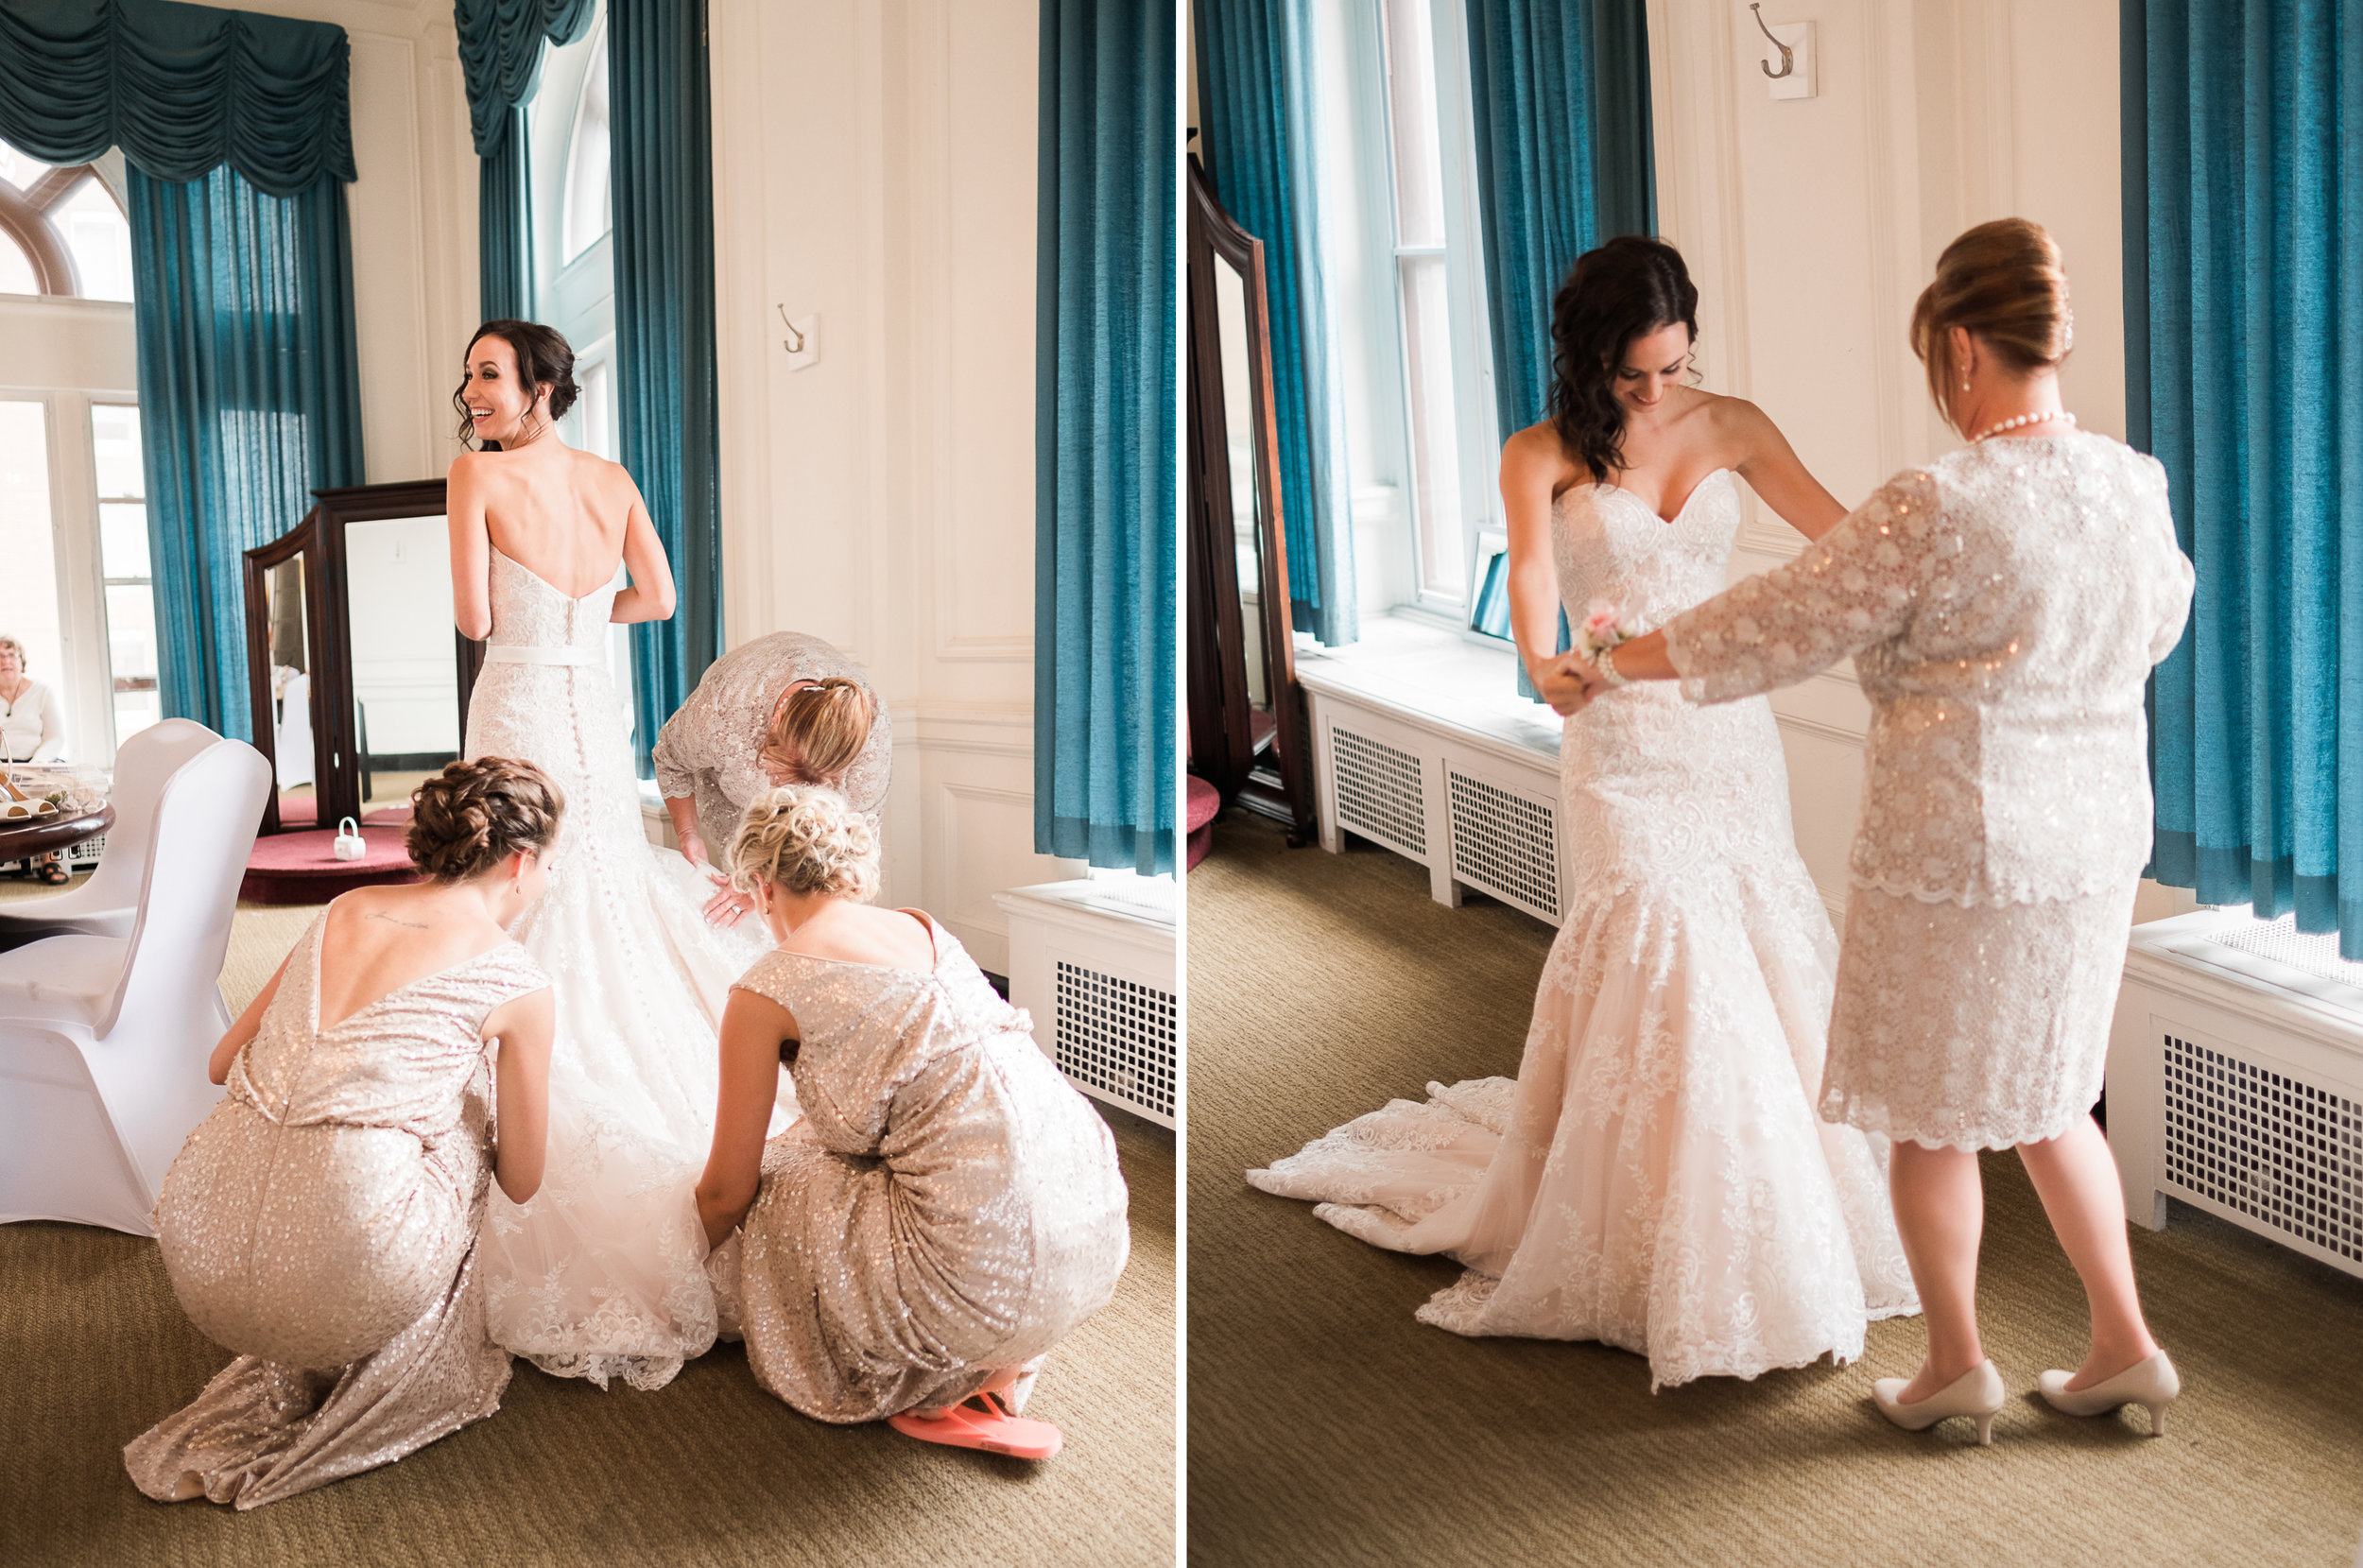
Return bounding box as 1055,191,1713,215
92,404,145,499
0,402,62,706
562,36,612,263
104,583,158,706
1380,0,1447,249
0,142,53,192
53,177,133,302
579,359,615,461
1400,255,1464,594
0,228,37,296
100,503,150,579
113,687,161,744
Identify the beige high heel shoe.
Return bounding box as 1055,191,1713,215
1872,1359,2008,1446
2037,1350,2180,1436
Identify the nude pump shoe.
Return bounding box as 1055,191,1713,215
1872,1360,2008,1446
2037,1350,2180,1436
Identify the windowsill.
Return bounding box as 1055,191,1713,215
1293,611,1561,764
2127,908,2363,1041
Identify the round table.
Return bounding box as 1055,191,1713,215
0,803,112,866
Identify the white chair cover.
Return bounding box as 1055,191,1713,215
0,717,221,944
0,727,270,1232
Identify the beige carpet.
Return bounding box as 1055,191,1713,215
1188,811,2363,1568
2,881,1176,1567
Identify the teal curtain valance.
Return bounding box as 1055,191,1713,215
2124,0,2363,956
453,0,595,157
0,0,354,198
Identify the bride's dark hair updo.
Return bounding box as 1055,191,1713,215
1546,235,1700,484
453,320,580,449
405,756,566,883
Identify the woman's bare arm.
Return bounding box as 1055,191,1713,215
208,951,294,1084
695,989,796,1247
1500,427,1595,714
610,472,679,625
1726,399,1848,543
487,986,554,1203
446,454,496,641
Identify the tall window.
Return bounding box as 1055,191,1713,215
93,405,158,742
1379,0,1465,601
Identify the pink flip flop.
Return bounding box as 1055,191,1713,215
887,1388,1063,1459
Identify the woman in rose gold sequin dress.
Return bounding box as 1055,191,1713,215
694,785,1129,1456
123,760,561,1508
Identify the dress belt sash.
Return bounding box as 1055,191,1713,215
484,645,597,666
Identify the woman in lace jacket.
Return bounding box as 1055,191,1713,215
1566,219,2195,1444
651,632,890,927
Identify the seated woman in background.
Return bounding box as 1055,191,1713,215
123,757,562,1508
694,785,1130,1460
0,632,72,885
652,633,889,928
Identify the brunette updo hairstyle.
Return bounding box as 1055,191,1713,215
1546,235,1700,484
731,784,880,904
453,320,581,449
761,678,876,786
405,756,566,883
1909,218,2073,428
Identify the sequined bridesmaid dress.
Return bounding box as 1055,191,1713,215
122,911,549,1508
709,917,1130,1422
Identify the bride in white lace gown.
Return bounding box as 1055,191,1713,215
446,321,769,1388
1249,239,1918,1387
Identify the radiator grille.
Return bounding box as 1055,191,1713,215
1447,768,1560,921
1331,727,1424,855
1054,960,1176,1124
2162,1032,2363,1265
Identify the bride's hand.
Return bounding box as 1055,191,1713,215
1535,652,1599,716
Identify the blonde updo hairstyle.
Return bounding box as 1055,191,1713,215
1909,217,2073,433
761,677,875,786
731,784,880,904
405,756,565,883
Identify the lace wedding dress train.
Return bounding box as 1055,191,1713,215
466,549,770,1389
1248,472,1919,1389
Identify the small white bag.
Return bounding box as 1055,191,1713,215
333,817,366,860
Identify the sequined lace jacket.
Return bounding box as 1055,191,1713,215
649,631,891,856
1661,431,2194,907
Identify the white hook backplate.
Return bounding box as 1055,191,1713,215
1759,17,1816,100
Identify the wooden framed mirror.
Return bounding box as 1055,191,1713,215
1185,152,1316,846
243,480,484,835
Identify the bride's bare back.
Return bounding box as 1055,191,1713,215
443,329,676,638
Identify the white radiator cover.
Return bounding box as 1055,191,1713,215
993,879,1177,1129
2108,909,2363,1280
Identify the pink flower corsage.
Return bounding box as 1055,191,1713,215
1576,599,1638,663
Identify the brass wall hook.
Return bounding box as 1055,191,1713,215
777,303,805,353
1751,4,1795,79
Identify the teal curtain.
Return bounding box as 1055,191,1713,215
0,0,354,195
1036,0,1178,876
610,0,722,776
1464,0,1652,698
0,0,364,737
128,164,365,739
1192,0,1355,647
453,0,595,319
2124,0,2363,956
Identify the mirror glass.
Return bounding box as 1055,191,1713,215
1211,249,1273,742
343,515,459,813
262,551,318,823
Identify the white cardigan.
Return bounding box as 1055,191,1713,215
0,679,65,764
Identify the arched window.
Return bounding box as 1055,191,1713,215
0,141,133,302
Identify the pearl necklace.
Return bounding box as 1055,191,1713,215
1969,409,2075,443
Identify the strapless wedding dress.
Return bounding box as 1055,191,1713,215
466,549,769,1389
1249,472,1920,1388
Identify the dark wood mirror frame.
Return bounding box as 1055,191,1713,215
1185,153,1316,846
243,479,485,835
